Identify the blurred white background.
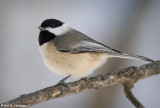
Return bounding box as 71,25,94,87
0,0,160,108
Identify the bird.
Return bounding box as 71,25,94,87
38,19,154,85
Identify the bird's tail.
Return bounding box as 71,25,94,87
108,53,155,63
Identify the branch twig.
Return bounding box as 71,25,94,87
1,61,160,108
124,85,144,108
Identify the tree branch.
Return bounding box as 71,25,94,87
1,61,160,108
124,85,144,108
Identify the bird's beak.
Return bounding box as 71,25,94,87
38,26,45,31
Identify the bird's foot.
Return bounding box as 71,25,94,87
55,75,71,87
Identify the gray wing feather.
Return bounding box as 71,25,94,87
53,30,120,53
70,41,118,53
53,30,154,62
69,41,154,62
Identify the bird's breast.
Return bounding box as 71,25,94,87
39,41,108,78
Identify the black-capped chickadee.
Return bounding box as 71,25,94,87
38,19,154,85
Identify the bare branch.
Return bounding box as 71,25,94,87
124,85,144,108
1,61,160,108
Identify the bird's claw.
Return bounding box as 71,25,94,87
55,75,71,88
55,80,71,88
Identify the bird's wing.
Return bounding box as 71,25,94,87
53,30,120,53
53,30,154,62
69,40,119,53
57,40,154,62
57,39,121,54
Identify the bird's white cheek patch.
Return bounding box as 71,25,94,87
45,24,71,36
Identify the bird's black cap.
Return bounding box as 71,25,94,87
40,19,64,28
